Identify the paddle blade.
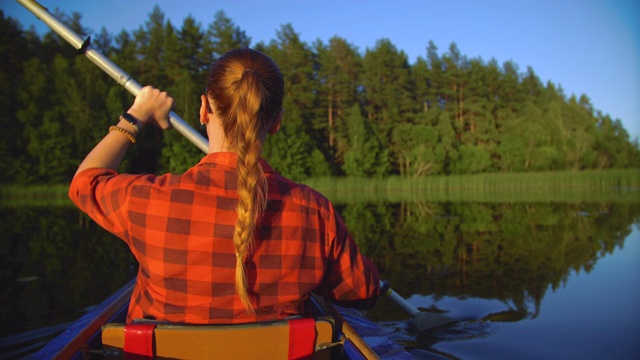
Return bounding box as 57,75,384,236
413,312,457,333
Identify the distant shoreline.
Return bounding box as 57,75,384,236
2,169,638,206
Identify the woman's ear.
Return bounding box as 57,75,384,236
199,95,210,125
269,108,283,134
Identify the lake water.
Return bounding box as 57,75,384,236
1,200,639,359
403,226,640,359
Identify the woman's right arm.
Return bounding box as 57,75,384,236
319,208,381,308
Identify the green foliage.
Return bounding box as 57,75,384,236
392,123,440,176
262,123,315,182
0,14,36,183
393,109,458,176
0,8,638,186
342,105,390,177
158,129,202,174
450,144,492,174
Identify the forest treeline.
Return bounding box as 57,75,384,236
1,7,638,184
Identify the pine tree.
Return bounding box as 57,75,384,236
133,5,166,86
441,42,467,138
562,95,597,169
25,55,75,182
497,60,525,115
462,58,492,140
424,40,444,111
206,10,251,60
93,27,113,54
158,18,203,174
361,39,415,173
0,13,32,182
543,98,567,169
412,57,430,113
314,36,363,168
179,15,209,79
258,24,329,179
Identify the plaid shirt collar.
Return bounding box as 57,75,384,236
196,152,277,175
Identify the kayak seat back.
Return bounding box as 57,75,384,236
101,316,338,359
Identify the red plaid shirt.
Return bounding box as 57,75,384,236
69,152,379,324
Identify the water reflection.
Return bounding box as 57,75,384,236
0,207,135,338
341,202,636,310
1,201,638,357
337,201,640,355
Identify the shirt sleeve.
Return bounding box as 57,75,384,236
68,168,140,242
318,205,380,308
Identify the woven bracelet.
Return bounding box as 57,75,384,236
109,125,136,144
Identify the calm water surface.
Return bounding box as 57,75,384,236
1,200,639,359
404,227,640,359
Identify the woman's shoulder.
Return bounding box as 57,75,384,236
268,175,334,212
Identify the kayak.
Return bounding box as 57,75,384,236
32,278,413,359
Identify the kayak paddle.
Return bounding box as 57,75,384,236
380,280,457,332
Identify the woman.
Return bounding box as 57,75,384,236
69,48,379,324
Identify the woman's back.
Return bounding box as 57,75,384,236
71,152,378,324
69,48,379,325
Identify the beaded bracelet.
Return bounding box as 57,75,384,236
109,125,136,144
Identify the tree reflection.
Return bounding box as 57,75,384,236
2,201,638,338
340,202,639,320
0,207,135,337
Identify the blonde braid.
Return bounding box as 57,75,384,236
232,70,267,314
206,48,284,315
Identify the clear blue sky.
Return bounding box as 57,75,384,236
3,0,639,140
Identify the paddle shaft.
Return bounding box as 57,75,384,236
381,284,421,317
16,0,209,154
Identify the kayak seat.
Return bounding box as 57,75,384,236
101,316,339,359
